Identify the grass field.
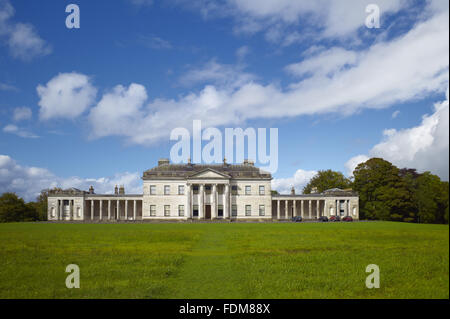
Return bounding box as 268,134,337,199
0,221,448,299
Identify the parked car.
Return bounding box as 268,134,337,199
318,216,328,222
329,215,341,222
342,216,353,222
291,216,303,222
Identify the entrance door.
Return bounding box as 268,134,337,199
205,205,211,219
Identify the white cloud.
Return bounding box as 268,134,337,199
178,59,255,88
138,34,172,49
236,45,250,60
0,82,18,91
271,169,317,194
181,0,407,43
346,89,449,180
88,83,148,140
37,72,97,120
285,47,358,78
0,0,51,61
3,124,38,138
83,8,448,146
344,154,370,177
129,0,154,6
0,154,142,201
13,106,32,121
391,110,400,119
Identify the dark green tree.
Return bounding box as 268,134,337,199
0,193,28,222
34,189,50,221
416,173,449,224
303,169,352,194
352,158,413,221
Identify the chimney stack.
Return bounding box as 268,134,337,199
119,185,125,195
114,185,118,195
89,186,95,194
158,158,170,166
291,187,295,195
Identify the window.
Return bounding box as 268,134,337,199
164,185,170,195
164,205,170,216
205,185,211,194
51,207,55,217
193,185,199,194
150,185,156,195
218,205,223,217
178,205,185,217
259,185,265,195
245,205,251,216
232,205,237,217
178,185,185,195
193,205,199,217
245,185,251,195
150,205,156,216
63,199,69,206
259,205,265,216
77,207,81,217
231,185,238,195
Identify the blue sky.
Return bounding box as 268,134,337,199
0,0,448,200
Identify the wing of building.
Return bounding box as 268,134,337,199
48,159,359,221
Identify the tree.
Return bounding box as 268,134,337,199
416,173,449,224
0,193,28,222
303,169,352,194
34,189,50,221
353,158,413,221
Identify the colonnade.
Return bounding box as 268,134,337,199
273,198,353,219
86,199,141,221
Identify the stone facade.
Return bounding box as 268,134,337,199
48,160,359,221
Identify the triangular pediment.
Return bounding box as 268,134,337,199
188,168,230,179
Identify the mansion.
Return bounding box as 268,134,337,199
48,159,359,221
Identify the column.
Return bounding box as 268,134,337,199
308,200,312,219
293,200,296,217
336,200,339,216
90,200,94,220
212,184,217,219
301,200,304,218
69,200,73,221
316,199,319,218
345,199,348,216
59,199,63,220
285,200,288,219
125,200,128,220
133,200,136,220
277,200,280,220
199,184,204,219
108,200,111,220
117,199,120,220
186,184,191,218
99,200,102,220
224,184,229,219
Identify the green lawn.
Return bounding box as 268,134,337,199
0,221,448,299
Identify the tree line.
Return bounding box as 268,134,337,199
303,158,449,224
0,157,448,223
0,190,49,223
